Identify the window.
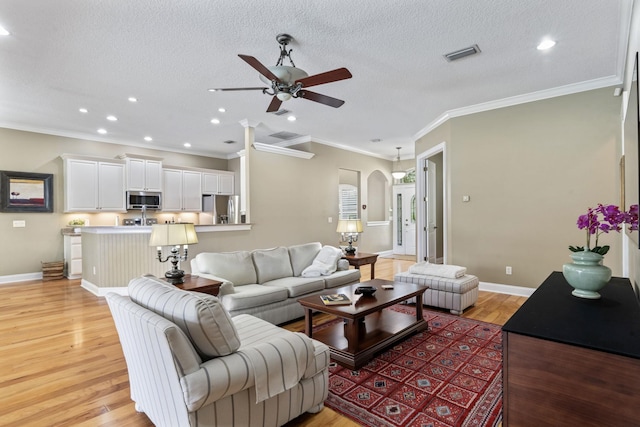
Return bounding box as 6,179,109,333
339,184,358,219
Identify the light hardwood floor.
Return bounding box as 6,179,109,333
0,258,527,426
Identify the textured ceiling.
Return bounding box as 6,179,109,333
0,0,632,160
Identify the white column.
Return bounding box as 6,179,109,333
239,119,260,224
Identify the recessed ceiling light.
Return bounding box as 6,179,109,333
79,108,88,113
97,128,107,134
144,136,153,142
287,115,296,122
106,115,118,121
208,88,217,92
183,142,191,148
0,25,9,36
537,39,556,50
128,97,138,102
218,108,226,113
210,118,220,124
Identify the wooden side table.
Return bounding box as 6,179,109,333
343,252,379,279
166,274,222,296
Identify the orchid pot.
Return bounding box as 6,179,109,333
563,204,637,299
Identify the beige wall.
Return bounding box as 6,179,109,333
0,128,395,277
417,87,622,288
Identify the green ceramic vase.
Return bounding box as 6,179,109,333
562,248,612,299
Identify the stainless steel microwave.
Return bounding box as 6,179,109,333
126,191,162,210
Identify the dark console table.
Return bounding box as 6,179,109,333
502,271,640,426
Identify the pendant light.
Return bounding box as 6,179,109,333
391,147,407,180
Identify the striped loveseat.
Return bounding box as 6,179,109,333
106,275,330,427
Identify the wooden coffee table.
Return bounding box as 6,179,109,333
297,279,428,370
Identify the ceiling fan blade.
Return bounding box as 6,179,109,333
266,96,283,112
299,90,345,108
295,68,352,88
208,87,266,92
238,54,281,82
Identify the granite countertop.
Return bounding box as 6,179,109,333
61,226,82,236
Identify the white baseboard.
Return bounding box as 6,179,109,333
81,279,128,297
0,272,42,284
479,281,535,297
376,250,394,257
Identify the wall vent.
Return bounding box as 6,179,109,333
443,44,481,62
223,140,236,144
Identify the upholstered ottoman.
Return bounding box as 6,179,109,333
394,271,479,315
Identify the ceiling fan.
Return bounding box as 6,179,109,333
209,34,353,113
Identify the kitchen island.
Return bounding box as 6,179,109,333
78,224,251,295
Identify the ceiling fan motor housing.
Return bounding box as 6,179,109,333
259,65,309,100
259,66,308,85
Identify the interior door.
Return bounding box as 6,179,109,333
425,159,437,263
393,184,416,255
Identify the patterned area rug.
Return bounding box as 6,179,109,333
324,306,503,427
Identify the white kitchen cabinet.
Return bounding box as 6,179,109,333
202,171,234,195
63,235,82,279
162,168,202,212
126,158,162,191
63,157,126,212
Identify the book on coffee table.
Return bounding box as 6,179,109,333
320,294,351,305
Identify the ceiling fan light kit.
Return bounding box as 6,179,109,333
211,34,352,112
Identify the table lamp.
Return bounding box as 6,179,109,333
149,223,198,285
336,219,363,255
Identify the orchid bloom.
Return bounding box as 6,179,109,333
573,204,638,255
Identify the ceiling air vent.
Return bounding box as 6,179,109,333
269,131,302,140
443,44,481,62
223,140,236,144
272,109,290,116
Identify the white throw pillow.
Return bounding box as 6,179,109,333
288,242,322,276
301,245,343,277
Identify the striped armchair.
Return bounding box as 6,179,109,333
106,276,330,427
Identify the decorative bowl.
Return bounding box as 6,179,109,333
354,286,377,296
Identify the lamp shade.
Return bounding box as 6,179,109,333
149,223,198,247
391,170,407,179
336,219,363,234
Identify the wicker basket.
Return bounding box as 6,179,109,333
42,261,64,281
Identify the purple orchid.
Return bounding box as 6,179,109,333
571,203,639,255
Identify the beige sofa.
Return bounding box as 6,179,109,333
191,242,361,325
107,276,330,427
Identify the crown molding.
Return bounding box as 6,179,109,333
306,136,394,160
413,75,622,141
252,142,315,159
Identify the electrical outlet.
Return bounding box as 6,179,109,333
328,217,333,223
12,220,26,228
506,266,512,275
